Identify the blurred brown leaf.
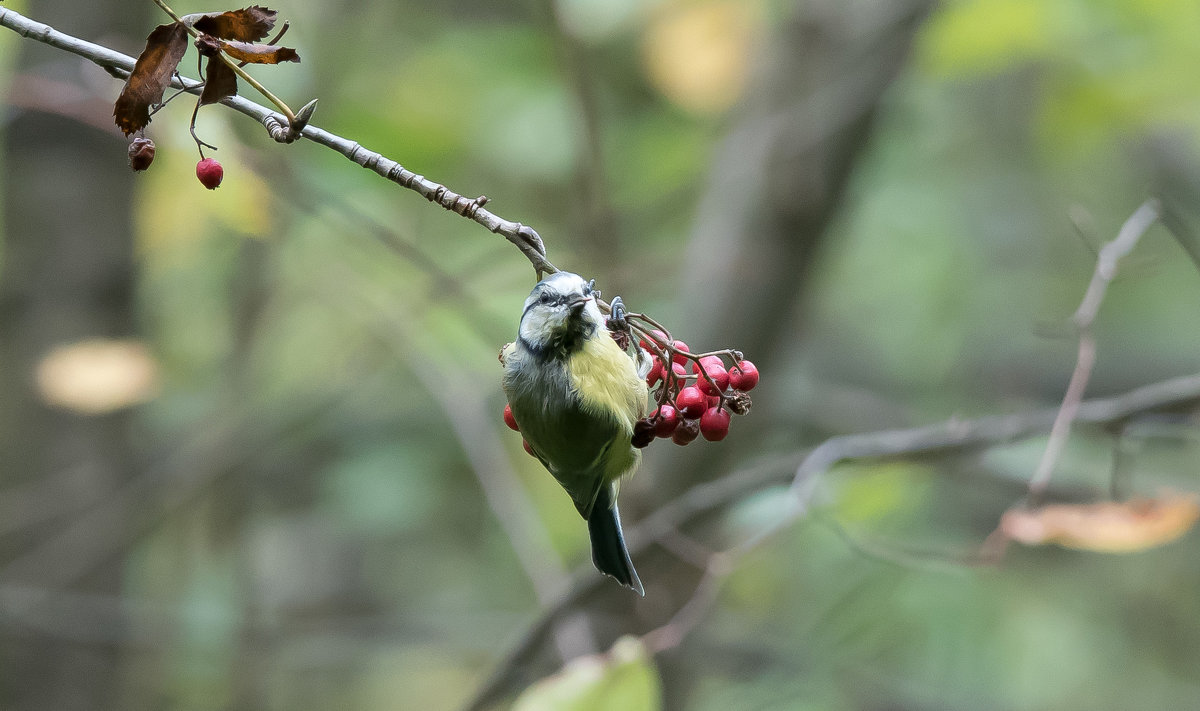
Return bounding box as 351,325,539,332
190,6,277,42
219,39,299,64
113,22,189,135
200,56,238,105
1000,494,1200,553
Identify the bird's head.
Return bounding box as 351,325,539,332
518,271,602,356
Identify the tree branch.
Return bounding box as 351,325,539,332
0,6,557,277
464,369,1200,710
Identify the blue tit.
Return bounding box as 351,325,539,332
502,272,649,595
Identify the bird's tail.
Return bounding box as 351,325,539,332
587,485,644,596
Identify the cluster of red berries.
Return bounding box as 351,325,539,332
501,325,756,454
630,329,756,447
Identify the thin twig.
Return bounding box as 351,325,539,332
0,6,556,278
1027,199,1160,501
641,554,731,653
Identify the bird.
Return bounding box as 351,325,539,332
501,271,649,595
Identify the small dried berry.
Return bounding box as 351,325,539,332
726,391,752,415
672,418,700,445
632,419,656,448
128,137,156,171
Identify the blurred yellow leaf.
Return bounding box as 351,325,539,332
1000,494,1200,553
512,636,661,711
919,0,1053,77
35,339,159,415
641,1,760,115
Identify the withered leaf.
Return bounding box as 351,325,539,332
1000,493,1200,553
191,6,277,42
199,57,238,105
219,39,299,64
113,22,189,135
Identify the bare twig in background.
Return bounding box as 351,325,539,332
0,7,557,277
641,553,730,653
463,369,1200,710
1027,199,1161,501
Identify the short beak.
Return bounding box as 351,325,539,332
567,295,590,312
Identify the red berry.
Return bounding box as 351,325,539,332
700,407,731,441
672,418,700,445
675,386,706,418
692,355,724,373
503,403,519,431
729,360,759,391
522,439,536,457
697,363,729,396
646,356,664,386
196,157,223,189
653,404,679,438
639,329,669,351
672,362,687,378
670,341,690,365
707,394,720,408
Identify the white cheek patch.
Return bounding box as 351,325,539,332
520,307,564,344
582,300,604,325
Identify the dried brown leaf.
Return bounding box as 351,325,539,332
113,22,189,135
199,57,238,105
1000,493,1200,553
219,39,299,64
191,6,277,42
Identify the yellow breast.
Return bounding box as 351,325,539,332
567,334,648,432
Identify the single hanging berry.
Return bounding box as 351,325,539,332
196,157,223,190
729,360,759,391
128,137,156,171
699,407,731,441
